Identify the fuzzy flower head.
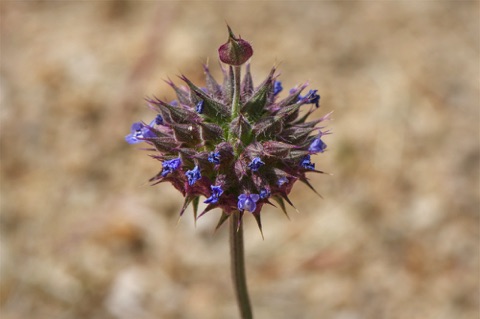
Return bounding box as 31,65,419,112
126,26,330,234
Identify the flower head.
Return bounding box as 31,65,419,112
126,26,330,232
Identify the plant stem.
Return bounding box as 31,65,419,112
231,65,242,119
230,212,253,319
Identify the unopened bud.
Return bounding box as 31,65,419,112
218,25,253,66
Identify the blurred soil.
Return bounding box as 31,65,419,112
0,1,479,319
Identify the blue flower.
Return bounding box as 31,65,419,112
277,176,288,186
208,151,221,165
148,114,164,127
300,155,315,170
273,81,283,96
185,166,201,186
298,89,320,108
154,114,164,125
125,122,156,144
237,193,260,212
204,185,224,204
259,188,271,199
161,158,182,177
309,138,327,153
248,157,265,172
196,100,204,113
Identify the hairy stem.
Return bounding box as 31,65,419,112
230,212,253,319
231,65,242,119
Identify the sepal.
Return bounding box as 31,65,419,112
252,211,264,240
149,137,179,153
252,115,283,140
148,97,200,124
271,196,290,220
203,64,223,98
230,114,253,145
241,67,275,121
214,211,230,231
166,79,192,106
242,63,254,99
278,83,308,108
199,122,224,147
180,75,230,123
171,123,201,147
262,141,297,158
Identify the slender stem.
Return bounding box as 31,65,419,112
230,212,253,319
228,65,242,153
231,65,242,119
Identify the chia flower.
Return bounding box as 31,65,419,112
185,166,201,186
126,25,331,319
309,137,327,153
208,151,221,165
248,157,265,172
277,176,289,186
299,89,320,108
273,81,283,96
300,155,315,170
196,100,204,114
150,114,164,126
125,122,156,144
161,158,181,177
126,26,330,232
237,193,260,213
259,188,271,199
204,185,224,204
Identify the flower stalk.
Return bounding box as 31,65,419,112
231,66,242,119
230,212,253,319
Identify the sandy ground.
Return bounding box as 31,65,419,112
1,1,479,319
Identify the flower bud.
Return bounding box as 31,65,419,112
218,25,253,66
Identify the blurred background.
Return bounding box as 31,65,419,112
1,1,478,319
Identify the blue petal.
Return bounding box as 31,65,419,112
273,81,283,96
244,198,255,212
196,100,204,113
250,194,260,202
208,152,221,165
309,138,327,153
259,189,270,199
125,134,141,144
186,166,201,186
